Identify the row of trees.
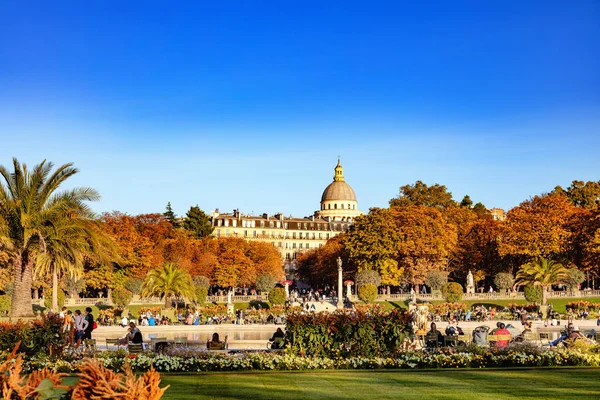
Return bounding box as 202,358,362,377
297,180,600,292
0,158,285,317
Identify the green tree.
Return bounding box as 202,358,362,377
268,287,286,305
194,286,208,305
43,288,65,310
163,202,180,228
255,273,277,293
193,275,211,289
441,282,463,302
516,258,569,305
357,284,378,303
554,180,600,210
389,180,456,209
566,268,585,291
524,285,542,304
460,195,473,208
355,269,381,288
494,272,515,293
63,275,85,298
142,262,195,308
111,286,133,309
425,270,448,291
124,278,144,295
183,206,214,239
0,158,102,317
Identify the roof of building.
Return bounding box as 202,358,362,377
321,180,357,202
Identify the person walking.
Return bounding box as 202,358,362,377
83,307,95,340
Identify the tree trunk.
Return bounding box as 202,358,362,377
52,266,59,312
542,286,548,306
11,253,34,317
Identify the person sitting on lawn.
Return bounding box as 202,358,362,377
494,322,511,349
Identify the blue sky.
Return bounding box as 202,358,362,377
1,1,599,218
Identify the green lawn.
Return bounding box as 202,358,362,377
159,369,600,400
379,297,600,314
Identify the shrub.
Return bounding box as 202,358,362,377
566,268,585,291
268,287,286,305
357,284,378,303
285,308,413,357
494,272,514,292
356,270,381,288
111,286,133,309
425,270,448,291
524,285,542,304
255,274,277,293
0,294,11,316
441,282,463,302
43,289,66,310
195,287,208,305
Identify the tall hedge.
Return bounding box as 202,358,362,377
357,284,377,303
441,282,463,302
285,309,413,357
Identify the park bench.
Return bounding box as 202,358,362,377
105,338,123,350
128,343,144,354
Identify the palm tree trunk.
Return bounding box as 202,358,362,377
52,265,58,312
11,253,34,317
542,286,548,306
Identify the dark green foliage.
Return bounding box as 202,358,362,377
494,272,515,292
390,180,456,209
249,300,269,310
268,287,286,305
441,282,463,302
285,309,413,357
524,285,543,303
357,284,378,303
460,195,473,208
183,206,214,239
164,202,180,228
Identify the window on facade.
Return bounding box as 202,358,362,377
225,229,229,237
293,232,296,239
319,233,322,239
217,220,222,227
328,204,331,209
327,233,330,239
341,204,345,209
262,230,266,236
293,243,297,249
306,243,310,249
284,223,288,229
312,233,315,239
260,221,264,228
224,219,229,227
285,242,289,249
253,230,257,237
318,224,321,230
269,221,274,228
286,253,291,260
276,221,280,228
244,230,248,237
278,242,282,248
334,204,337,209
299,232,303,239
299,243,303,249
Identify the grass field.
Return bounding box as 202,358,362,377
159,369,600,399
379,297,600,314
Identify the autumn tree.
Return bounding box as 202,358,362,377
554,180,600,210
499,193,577,262
460,195,473,208
183,206,213,239
389,180,456,209
297,235,349,287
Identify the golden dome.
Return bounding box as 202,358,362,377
320,158,357,202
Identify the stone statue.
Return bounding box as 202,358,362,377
466,270,475,294
227,290,233,304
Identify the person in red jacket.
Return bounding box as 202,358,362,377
494,322,511,349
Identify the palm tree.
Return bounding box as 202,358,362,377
142,262,195,309
35,218,113,311
515,257,570,305
0,158,100,317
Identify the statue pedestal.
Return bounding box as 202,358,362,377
466,285,475,294
227,303,234,316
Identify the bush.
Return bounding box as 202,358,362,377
111,286,133,309
195,286,208,305
268,287,286,305
357,284,378,303
524,285,542,304
356,270,381,288
285,308,413,357
43,289,65,310
0,294,11,316
255,274,277,293
0,314,65,359
441,282,463,302
425,270,448,291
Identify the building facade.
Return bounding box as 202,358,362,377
210,159,362,276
